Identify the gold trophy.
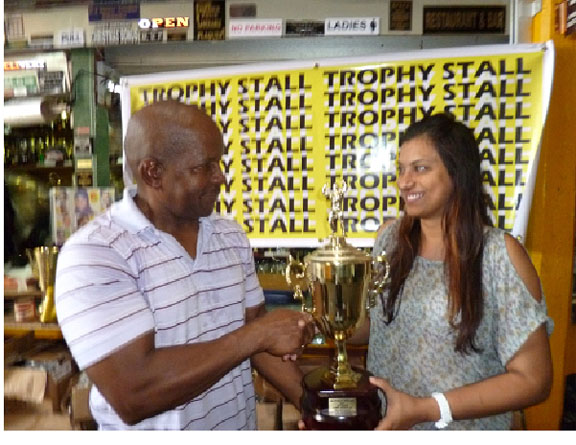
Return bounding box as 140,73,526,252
286,182,389,430
33,246,60,323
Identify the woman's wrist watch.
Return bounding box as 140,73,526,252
431,392,453,429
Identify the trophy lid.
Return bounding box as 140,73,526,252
307,234,371,264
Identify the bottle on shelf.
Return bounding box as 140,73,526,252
28,136,38,165
18,138,30,165
4,113,73,168
37,136,46,164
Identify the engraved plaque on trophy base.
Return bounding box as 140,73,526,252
300,366,382,430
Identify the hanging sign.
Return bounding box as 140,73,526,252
324,17,380,35
138,17,190,29
228,19,283,38
89,0,140,22
194,0,225,40
389,1,413,31
55,28,85,48
285,20,325,36
423,6,506,34
120,43,555,247
91,21,139,45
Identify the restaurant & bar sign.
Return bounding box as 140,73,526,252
423,6,506,34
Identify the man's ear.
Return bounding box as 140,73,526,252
138,158,164,188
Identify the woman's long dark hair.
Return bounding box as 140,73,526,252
382,113,492,353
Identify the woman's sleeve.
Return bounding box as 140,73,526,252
372,220,397,259
490,232,554,365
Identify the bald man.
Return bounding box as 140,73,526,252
55,101,315,430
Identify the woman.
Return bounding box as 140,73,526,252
363,113,553,430
74,188,94,228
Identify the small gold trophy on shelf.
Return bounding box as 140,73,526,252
286,182,389,430
33,246,60,323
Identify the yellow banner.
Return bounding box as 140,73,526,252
124,44,553,247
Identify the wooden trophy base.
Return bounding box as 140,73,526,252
300,366,382,430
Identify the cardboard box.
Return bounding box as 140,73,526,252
27,346,76,412
4,368,47,404
4,343,77,413
70,385,94,424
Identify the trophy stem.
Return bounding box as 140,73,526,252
331,333,360,389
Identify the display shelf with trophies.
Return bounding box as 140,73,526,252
4,246,62,339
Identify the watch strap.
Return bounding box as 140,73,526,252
431,392,453,429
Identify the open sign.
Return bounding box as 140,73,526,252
138,17,190,29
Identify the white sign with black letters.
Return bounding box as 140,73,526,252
55,29,85,48
325,17,380,35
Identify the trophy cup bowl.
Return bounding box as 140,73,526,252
33,246,59,323
285,183,389,430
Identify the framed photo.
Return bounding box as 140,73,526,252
50,186,115,246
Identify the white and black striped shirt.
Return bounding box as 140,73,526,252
55,187,263,430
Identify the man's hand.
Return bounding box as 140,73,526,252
250,309,315,358
248,306,316,409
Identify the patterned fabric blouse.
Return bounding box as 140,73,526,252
367,220,552,430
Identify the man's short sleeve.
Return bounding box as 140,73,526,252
55,239,155,370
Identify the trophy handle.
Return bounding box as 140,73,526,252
285,255,313,313
367,253,390,308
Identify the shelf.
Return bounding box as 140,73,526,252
4,317,63,340
4,47,70,56
4,290,43,300
4,164,75,186
4,92,72,102
258,273,291,291
5,165,74,173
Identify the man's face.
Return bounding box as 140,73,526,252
158,121,226,223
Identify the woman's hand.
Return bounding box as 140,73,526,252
369,376,434,430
